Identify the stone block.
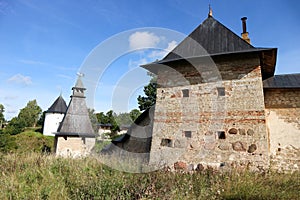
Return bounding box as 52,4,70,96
218,143,230,150
228,128,238,134
174,161,187,170
248,144,257,153
247,129,254,136
232,141,247,151
204,142,216,150
195,163,205,171
239,128,246,135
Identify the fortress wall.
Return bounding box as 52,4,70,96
265,89,300,172
150,56,270,171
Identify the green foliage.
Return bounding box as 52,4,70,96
0,153,299,199
37,111,46,127
0,134,17,153
96,112,107,124
137,81,157,111
129,109,141,122
13,131,54,153
0,129,54,154
91,140,111,154
105,110,120,136
96,110,120,139
18,99,42,127
88,108,98,133
0,104,5,126
115,112,132,126
115,109,141,127
3,117,26,135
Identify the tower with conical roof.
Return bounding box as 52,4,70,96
54,76,96,157
43,95,67,136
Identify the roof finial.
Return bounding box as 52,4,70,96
77,72,85,77
208,4,213,17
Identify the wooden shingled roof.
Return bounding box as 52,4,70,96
142,16,277,80
56,77,95,137
163,16,255,60
263,74,300,89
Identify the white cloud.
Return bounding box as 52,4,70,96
166,40,178,52
129,31,161,50
128,58,148,69
148,40,178,60
7,74,32,86
4,95,18,100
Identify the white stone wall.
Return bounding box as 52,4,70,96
43,113,64,136
55,136,95,158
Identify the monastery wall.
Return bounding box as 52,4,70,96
150,55,270,171
55,137,94,158
264,89,300,172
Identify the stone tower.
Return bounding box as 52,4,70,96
54,76,96,157
43,95,67,136
142,14,277,170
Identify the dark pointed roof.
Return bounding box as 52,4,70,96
46,95,67,114
164,16,255,60
142,16,277,80
263,74,300,89
56,77,95,137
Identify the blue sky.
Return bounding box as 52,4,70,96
0,0,299,119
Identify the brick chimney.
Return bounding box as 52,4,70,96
241,17,251,44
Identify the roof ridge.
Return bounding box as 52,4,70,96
162,16,255,61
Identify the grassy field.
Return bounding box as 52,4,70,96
0,152,299,200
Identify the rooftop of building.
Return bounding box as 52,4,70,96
46,95,67,114
263,73,300,89
142,11,277,80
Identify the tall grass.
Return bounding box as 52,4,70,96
0,153,299,200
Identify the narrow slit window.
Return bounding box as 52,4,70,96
217,87,225,96
184,131,192,138
161,138,172,147
182,89,189,97
217,131,226,139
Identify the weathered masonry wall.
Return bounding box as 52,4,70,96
55,136,95,158
265,89,300,172
150,55,269,171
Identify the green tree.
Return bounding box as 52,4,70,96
3,117,26,135
18,100,42,127
96,112,108,124
130,109,141,122
88,108,98,133
37,111,46,127
0,104,5,129
96,110,120,138
115,112,132,126
106,110,120,136
137,81,157,111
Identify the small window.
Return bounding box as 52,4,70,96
217,87,225,96
217,131,226,139
161,138,172,147
182,89,189,97
184,131,192,138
